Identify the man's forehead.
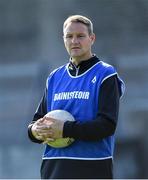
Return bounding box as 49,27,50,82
64,22,88,34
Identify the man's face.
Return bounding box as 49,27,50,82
63,22,95,63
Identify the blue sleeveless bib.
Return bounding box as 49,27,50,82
43,61,124,160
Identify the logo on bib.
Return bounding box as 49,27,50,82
91,76,96,83
54,91,90,101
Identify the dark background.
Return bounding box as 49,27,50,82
0,0,148,178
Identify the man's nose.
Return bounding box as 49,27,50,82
72,37,79,43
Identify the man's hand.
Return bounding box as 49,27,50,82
42,116,65,139
31,118,54,142
31,116,65,143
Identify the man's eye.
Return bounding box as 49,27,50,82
78,35,85,38
66,35,72,38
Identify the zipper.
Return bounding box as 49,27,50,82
75,66,80,76
72,63,80,76
69,62,80,77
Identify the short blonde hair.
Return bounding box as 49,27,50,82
63,15,94,35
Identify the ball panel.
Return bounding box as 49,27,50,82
45,109,75,121
47,138,75,148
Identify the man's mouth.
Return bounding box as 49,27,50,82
71,47,80,49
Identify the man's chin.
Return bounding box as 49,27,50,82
70,53,82,58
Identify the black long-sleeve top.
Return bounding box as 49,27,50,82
28,55,120,143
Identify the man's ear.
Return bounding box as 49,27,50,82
90,33,95,45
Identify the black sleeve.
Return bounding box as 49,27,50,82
28,88,47,143
63,75,120,141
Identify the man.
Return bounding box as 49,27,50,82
28,15,125,179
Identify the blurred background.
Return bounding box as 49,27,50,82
0,0,148,178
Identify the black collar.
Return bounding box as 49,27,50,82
68,55,100,76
